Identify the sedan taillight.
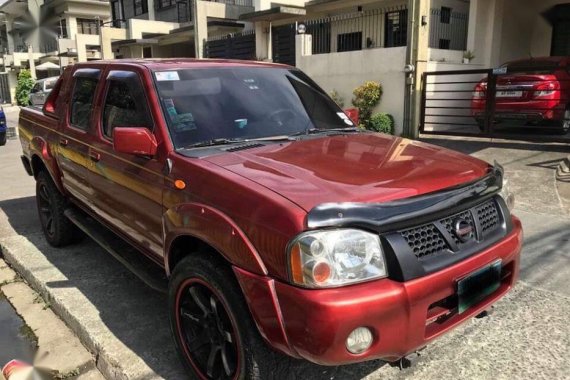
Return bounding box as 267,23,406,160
473,83,486,98
533,81,559,98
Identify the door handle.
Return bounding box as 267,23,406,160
89,151,101,162
59,138,69,147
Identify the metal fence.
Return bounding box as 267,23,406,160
204,29,256,60
429,8,468,51
307,6,407,55
420,63,570,142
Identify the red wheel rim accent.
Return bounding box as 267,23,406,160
175,278,242,380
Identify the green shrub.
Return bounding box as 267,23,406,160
329,90,345,108
368,113,394,134
352,81,382,128
15,69,35,106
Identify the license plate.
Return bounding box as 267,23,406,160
496,90,522,98
457,260,502,314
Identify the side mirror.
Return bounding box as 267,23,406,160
344,108,360,126
113,127,157,157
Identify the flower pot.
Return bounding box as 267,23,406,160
463,58,470,64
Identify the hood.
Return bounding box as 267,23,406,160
204,134,490,212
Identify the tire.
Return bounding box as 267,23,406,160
169,254,284,380
36,171,78,247
475,119,485,132
557,108,570,135
0,132,6,146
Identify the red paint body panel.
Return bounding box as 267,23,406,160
236,217,522,365
204,134,488,212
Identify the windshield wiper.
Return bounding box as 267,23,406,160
289,127,361,138
186,138,245,148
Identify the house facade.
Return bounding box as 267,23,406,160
0,0,111,103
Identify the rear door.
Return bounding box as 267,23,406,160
88,68,165,259
57,68,101,205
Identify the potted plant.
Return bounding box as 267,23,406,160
463,50,475,64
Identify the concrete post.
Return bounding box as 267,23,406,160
193,1,208,58
255,22,270,61
100,27,114,60
76,35,87,63
408,0,430,139
5,17,15,53
295,34,312,66
148,0,156,21
27,45,36,80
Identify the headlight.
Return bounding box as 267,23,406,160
288,229,387,288
499,177,515,211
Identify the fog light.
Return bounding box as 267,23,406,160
346,327,373,354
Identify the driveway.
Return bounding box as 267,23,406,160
0,113,569,379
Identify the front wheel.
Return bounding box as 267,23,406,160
169,255,285,380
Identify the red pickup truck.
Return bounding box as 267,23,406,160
19,59,522,379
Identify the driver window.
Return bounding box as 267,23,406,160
102,77,152,139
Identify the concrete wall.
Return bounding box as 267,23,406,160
297,46,407,135
429,47,464,63
498,0,565,64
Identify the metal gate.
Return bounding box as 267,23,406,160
272,24,296,66
204,30,256,60
420,61,570,142
0,73,11,104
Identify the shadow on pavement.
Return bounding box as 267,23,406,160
0,196,386,380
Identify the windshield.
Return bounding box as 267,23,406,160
153,67,354,148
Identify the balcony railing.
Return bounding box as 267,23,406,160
429,8,468,51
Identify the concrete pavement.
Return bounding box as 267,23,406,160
0,117,569,379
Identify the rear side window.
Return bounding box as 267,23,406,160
70,77,98,130
102,79,153,139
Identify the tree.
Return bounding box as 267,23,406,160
15,69,35,106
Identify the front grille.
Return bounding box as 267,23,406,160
401,224,449,258
476,200,500,236
399,199,502,259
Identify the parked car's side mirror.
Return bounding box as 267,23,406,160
113,127,157,157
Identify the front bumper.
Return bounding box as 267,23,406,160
235,216,522,366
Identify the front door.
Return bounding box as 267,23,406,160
88,69,165,259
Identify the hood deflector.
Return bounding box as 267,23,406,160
306,163,504,232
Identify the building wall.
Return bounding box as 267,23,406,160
498,0,565,64
297,46,407,135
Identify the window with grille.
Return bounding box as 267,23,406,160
385,10,408,47
157,0,176,9
337,32,362,52
77,19,99,35
134,0,148,16
440,7,452,24
439,39,450,49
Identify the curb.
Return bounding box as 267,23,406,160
0,240,129,380
556,156,570,180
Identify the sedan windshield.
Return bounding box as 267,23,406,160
153,67,354,149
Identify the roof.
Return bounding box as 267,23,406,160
73,58,292,70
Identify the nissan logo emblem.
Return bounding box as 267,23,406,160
454,219,474,242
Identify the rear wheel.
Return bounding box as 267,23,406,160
36,171,78,247
557,108,570,135
0,132,6,146
169,254,284,380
